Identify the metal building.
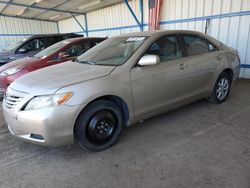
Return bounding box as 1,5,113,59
58,0,250,78
0,1,250,187
0,0,249,78
0,16,58,50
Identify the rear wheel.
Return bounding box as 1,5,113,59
208,72,232,104
75,100,123,152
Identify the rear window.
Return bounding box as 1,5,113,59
46,37,62,46
183,35,209,56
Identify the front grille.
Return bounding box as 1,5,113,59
4,94,23,109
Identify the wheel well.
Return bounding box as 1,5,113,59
223,68,234,81
86,95,130,126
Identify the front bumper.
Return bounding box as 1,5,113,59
2,89,84,147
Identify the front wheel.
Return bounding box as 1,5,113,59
208,72,232,104
75,100,123,152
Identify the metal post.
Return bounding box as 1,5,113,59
56,22,60,34
84,14,89,37
205,19,210,34
71,13,87,36
123,0,142,31
139,0,143,31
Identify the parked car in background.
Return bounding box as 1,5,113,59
0,37,105,95
0,33,83,65
3,30,240,152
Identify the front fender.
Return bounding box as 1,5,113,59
56,72,134,125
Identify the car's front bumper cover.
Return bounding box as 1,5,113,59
2,88,84,147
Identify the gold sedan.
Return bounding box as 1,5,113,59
3,30,240,151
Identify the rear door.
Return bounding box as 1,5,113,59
131,35,197,121
180,34,221,95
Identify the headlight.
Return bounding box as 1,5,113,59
24,92,73,111
0,67,23,76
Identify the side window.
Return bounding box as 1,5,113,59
183,35,210,56
65,42,91,57
55,36,64,42
145,35,182,62
208,42,218,52
19,38,45,53
46,37,60,47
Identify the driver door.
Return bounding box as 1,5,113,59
131,35,195,121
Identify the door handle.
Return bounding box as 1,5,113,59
217,55,223,60
179,63,188,70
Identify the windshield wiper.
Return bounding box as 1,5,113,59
76,60,96,65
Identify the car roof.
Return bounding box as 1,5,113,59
62,37,106,43
28,33,81,39
113,30,221,46
116,30,208,37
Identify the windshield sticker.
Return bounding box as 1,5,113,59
126,37,146,42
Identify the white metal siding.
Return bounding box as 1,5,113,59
88,0,140,36
58,0,250,78
159,0,250,78
59,15,86,35
0,16,58,51
58,1,141,37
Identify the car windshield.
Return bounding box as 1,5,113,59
33,41,70,59
77,36,147,66
5,38,28,51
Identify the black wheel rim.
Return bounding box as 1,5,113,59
87,110,117,145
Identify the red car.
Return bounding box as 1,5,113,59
0,37,105,95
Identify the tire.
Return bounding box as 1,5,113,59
75,100,123,152
208,72,232,104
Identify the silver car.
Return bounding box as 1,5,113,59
3,30,240,151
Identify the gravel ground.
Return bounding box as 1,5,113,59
0,79,249,188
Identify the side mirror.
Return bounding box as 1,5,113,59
58,52,70,59
138,55,160,66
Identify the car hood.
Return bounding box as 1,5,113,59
0,57,41,72
10,61,116,95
